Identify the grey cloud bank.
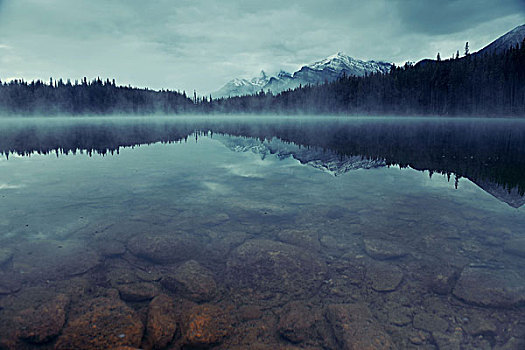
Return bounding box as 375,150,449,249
0,0,523,94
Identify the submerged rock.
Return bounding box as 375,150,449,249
453,267,525,308
277,302,329,346
127,233,201,264
413,312,449,333
181,304,232,347
277,229,321,251
503,238,525,258
15,294,69,344
325,303,394,349
226,239,327,297
145,294,177,349
55,297,144,349
117,282,160,302
11,240,101,281
363,238,407,260
93,239,127,257
0,271,22,294
0,248,13,266
162,260,217,302
366,263,404,292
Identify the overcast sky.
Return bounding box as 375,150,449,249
0,0,523,94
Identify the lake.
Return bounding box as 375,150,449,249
0,116,524,349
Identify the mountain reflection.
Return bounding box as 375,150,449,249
1,117,524,206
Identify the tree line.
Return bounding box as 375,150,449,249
0,77,194,115
208,40,525,116
1,39,524,116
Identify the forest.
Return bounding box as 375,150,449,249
0,39,524,116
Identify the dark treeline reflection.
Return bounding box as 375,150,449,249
1,117,524,196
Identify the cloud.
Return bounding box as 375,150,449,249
0,183,23,190
393,0,525,35
0,0,523,94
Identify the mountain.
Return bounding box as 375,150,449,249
214,53,391,98
475,24,525,56
215,134,387,175
213,71,270,98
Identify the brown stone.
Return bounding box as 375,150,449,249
278,302,328,346
325,303,394,350
162,260,217,302
226,239,327,298
55,297,144,350
146,294,177,349
15,294,69,343
181,304,232,347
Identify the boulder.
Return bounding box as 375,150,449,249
55,297,144,349
226,239,327,297
453,267,525,308
181,304,232,347
325,303,394,349
366,263,403,292
15,294,69,343
162,260,217,302
277,302,328,345
145,295,177,349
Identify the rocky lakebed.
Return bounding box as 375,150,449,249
0,200,524,350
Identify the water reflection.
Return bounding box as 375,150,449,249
1,116,524,205
0,116,524,349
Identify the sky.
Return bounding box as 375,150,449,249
0,0,523,94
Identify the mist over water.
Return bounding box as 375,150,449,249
0,115,524,349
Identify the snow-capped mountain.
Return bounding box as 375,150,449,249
475,24,525,56
214,53,391,98
215,134,386,176
214,71,270,98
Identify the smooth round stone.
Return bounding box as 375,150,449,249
453,267,525,308
226,239,327,297
367,263,404,292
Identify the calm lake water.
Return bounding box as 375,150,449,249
0,116,524,349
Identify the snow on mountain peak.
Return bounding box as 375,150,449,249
214,52,392,98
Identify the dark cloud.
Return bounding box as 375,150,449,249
394,0,525,34
0,0,523,94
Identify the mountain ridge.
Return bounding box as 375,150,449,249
214,53,391,98
215,24,525,98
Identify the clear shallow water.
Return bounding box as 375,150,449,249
0,116,524,349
